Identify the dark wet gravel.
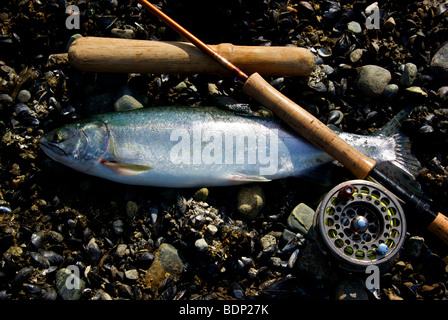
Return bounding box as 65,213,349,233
1,0,448,301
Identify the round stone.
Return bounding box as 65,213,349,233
347,21,362,34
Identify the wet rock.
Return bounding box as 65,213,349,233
115,245,128,261
207,83,220,96
195,238,208,252
4,245,23,259
400,63,418,87
174,81,188,91
125,269,139,280
206,224,218,236
438,86,448,100
350,49,364,63
126,201,139,218
236,184,265,219
16,89,31,103
86,238,102,263
296,242,331,280
192,188,209,202
114,95,144,111
111,27,135,39
334,278,369,300
0,93,13,110
383,84,399,101
260,234,277,252
231,282,245,299
287,203,315,238
404,236,426,259
347,21,362,34
431,42,448,79
55,268,86,300
46,53,69,69
357,65,391,98
143,243,186,291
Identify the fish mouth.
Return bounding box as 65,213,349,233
38,136,69,157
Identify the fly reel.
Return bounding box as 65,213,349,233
314,180,406,271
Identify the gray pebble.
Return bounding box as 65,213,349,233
347,21,362,34
113,219,124,235
56,268,86,300
0,93,13,108
111,27,135,39
400,63,418,87
287,203,315,238
174,81,188,91
431,42,448,79
86,238,102,263
114,95,143,112
404,236,426,259
260,234,277,251
125,269,139,280
193,188,209,202
144,243,186,291
195,238,209,252
236,185,265,219
116,244,128,258
269,257,282,267
350,48,364,63
207,83,220,96
438,86,448,99
17,89,31,103
126,201,139,218
357,65,391,98
206,224,218,235
383,84,399,101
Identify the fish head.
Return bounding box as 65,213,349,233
39,120,109,172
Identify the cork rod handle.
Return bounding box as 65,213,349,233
243,73,377,179
68,37,315,76
427,213,448,245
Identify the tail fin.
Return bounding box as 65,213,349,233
373,107,425,198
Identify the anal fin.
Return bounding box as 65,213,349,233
100,159,153,176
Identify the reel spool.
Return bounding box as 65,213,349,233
314,180,406,271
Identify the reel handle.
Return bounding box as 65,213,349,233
242,73,377,179
427,213,448,245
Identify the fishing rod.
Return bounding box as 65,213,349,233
136,0,448,245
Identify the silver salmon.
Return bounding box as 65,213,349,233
39,106,420,188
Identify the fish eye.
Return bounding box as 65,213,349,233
50,128,72,143
51,132,63,142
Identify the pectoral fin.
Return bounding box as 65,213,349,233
227,173,271,182
100,159,153,176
